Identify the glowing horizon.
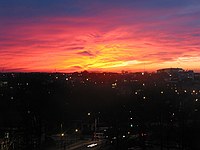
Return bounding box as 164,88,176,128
1,0,200,73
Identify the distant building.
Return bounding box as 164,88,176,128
0,81,8,87
157,68,194,82
194,73,200,80
157,68,184,74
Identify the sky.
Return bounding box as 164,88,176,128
0,0,200,72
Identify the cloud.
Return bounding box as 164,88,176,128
77,51,93,56
0,0,200,72
66,47,85,50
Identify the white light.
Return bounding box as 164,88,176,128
87,143,98,148
122,135,126,138
88,112,91,116
61,133,64,136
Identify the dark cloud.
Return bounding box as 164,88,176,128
71,66,83,69
77,51,93,56
192,34,200,37
67,47,84,50
0,67,29,72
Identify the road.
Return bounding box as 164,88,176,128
67,140,113,150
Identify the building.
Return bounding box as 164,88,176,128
157,68,194,82
157,68,184,74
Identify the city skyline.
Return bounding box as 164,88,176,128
1,0,200,72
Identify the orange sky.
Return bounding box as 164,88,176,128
0,0,200,72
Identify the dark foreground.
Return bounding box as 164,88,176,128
0,71,200,149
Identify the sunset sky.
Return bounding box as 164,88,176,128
0,0,200,72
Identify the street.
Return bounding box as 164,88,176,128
66,140,112,150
